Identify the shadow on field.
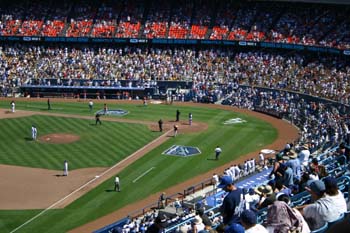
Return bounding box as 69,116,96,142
105,189,116,192
151,130,162,133
24,137,34,141
206,158,218,161
54,174,66,177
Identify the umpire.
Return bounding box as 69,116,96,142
158,119,163,132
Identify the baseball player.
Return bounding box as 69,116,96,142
215,146,222,160
189,113,193,125
31,125,37,140
63,160,69,176
10,100,15,113
114,175,121,192
88,100,93,112
173,124,178,137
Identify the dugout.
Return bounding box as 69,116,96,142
20,85,155,99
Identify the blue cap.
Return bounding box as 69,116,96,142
218,176,233,189
240,209,257,225
324,176,338,190
306,180,325,196
225,223,245,233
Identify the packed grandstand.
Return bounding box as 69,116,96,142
1,0,350,233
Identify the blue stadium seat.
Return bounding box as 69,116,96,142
328,213,345,227
342,192,349,202
344,211,350,218
311,222,328,233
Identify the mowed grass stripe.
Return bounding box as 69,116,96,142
1,119,31,166
0,116,159,169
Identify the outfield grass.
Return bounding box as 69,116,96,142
0,99,278,233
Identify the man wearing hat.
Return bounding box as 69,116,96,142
286,150,302,182
298,179,345,231
218,176,245,225
224,223,245,233
191,215,205,232
255,185,276,210
240,209,268,233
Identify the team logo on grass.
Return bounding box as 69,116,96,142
223,118,247,124
96,109,128,116
163,145,201,157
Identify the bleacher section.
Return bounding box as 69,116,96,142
0,0,350,49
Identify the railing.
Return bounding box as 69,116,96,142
0,35,349,56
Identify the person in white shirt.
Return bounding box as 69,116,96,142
212,173,219,189
191,215,205,232
234,165,241,179
88,100,93,112
251,159,256,173
31,125,37,140
63,160,68,176
229,165,236,180
10,100,15,113
259,152,265,168
114,175,120,192
300,178,346,231
298,144,310,169
215,146,222,160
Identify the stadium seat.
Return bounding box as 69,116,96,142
311,222,328,233
328,213,345,227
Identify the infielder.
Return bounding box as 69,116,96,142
88,100,93,112
63,160,69,176
31,125,37,140
10,100,15,113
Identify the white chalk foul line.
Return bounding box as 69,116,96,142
10,129,172,233
133,167,155,183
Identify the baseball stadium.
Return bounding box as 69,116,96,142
0,0,350,233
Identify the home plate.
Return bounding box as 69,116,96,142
46,138,51,141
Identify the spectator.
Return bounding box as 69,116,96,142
286,150,302,182
254,185,276,210
218,175,245,225
196,208,213,230
224,223,245,233
298,144,311,169
240,209,268,233
298,179,346,230
191,215,205,233
145,213,168,233
266,201,304,233
277,194,311,233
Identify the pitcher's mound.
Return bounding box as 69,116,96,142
39,133,80,144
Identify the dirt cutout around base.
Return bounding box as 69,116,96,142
39,133,80,144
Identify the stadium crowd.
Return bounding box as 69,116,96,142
0,0,350,49
1,45,350,105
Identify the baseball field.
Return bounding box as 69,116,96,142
0,98,298,233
